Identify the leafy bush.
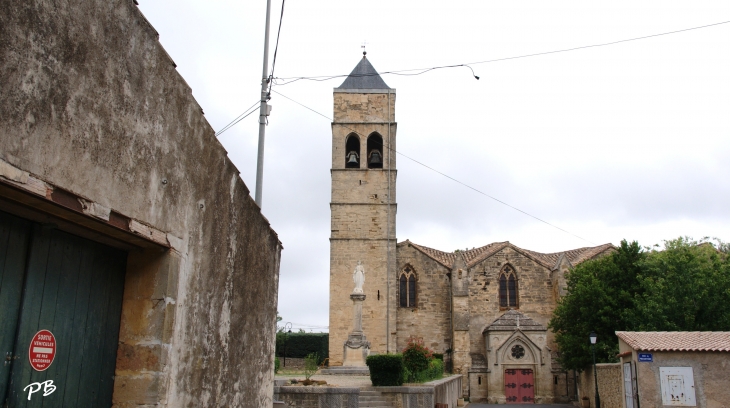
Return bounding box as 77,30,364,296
366,354,404,386
402,338,433,376
304,353,319,380
432,353,444,361
275,356,280,373
425,359,444,381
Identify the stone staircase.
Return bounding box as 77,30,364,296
358,388,392,408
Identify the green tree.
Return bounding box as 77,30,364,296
632,237,730,331
549,237,730,371
549,240,644,370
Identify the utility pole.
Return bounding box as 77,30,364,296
255,0,273,208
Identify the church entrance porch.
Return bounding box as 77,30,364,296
505,368,535,404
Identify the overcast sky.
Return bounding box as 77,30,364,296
137,0,730,332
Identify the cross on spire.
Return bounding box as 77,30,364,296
361,40,368,56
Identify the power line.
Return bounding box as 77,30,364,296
215,100,260,137
271,19,730,85
272,89,596,245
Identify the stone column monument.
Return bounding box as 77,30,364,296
323,261,371,375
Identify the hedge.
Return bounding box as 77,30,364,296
366,354,404,386
276,332,328,363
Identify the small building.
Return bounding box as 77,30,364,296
616,331,730,408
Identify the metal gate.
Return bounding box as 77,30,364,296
0,210,127,407
505,368,535,404
623,362,635,408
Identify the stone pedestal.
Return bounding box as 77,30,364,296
322,293,371,375
343,293,370,367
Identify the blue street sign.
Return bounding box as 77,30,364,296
638,353,653,362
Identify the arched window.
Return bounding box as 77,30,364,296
499,265,518,309
399,265,417,307
367,133,383,169
345,134,360,168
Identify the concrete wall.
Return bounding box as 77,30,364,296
274,386,359,408
578,363,622,408
432,375,463,408
376,375,462,408
0,1,282,406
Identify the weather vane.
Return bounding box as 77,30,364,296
361,40,368,56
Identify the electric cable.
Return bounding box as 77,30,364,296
215,100,260,137
272,89,596,245
267,0,286,95
271,19,730,85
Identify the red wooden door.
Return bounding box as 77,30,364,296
505,369,535,404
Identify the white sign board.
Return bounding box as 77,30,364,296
660,367,696,406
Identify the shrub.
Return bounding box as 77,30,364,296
425,359,444,381
276,333,328,363
304,353,319,380
402,338,433,375
274,356,280,373
366,354,404,386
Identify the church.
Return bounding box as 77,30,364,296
328,54,614,404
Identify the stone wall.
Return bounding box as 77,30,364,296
274,386,359,408
578,363,622,408
395,244,452,353
469,246,558,359
0,1,282,406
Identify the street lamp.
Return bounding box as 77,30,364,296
590,331,601,408
284,322,292,368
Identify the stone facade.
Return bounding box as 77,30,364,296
328,62,398,366
1,1,282,406
328,57,614,402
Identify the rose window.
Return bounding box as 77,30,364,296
511,344,525,359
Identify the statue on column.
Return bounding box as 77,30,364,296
353,260,365,294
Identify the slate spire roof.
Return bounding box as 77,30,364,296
337,53,391,90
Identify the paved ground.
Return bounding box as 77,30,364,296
467,404,573,408
275,374,372,387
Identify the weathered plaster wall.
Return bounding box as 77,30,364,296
632,350,730,408
0,1,282,406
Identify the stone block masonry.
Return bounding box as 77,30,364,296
329,86,397,366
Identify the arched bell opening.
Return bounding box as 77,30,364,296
345,134,360,168
367,133,383,169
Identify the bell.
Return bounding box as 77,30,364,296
369,150,382,164
347,152,359,164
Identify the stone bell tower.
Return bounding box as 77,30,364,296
328,53,397,365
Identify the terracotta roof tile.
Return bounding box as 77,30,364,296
616,331,730,352
399,240,614,271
